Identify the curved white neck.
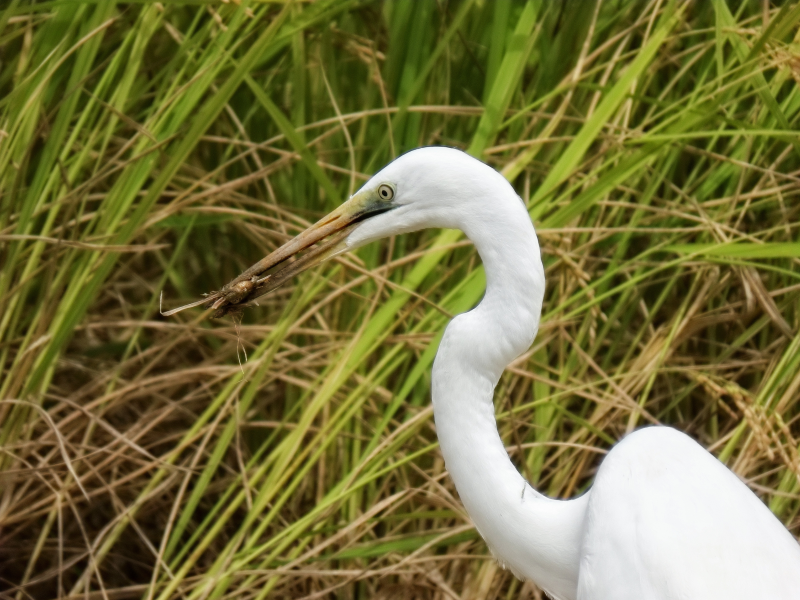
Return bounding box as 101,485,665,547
431,190,586,600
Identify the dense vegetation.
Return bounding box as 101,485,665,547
1,1,799,598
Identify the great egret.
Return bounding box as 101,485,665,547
198,147,800,599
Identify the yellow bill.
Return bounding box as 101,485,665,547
162,182,396,318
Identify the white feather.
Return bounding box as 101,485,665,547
344,147,800,599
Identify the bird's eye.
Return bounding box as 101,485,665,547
377,184,394,201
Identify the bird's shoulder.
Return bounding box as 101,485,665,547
576,426,800,600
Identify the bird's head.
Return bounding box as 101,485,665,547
205,147,517,316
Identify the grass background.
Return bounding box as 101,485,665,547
2,1,800,598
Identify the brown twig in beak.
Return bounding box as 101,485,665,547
161,216,358,318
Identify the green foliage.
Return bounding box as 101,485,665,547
1,1,799,598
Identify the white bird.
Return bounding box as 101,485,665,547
208,147,800,599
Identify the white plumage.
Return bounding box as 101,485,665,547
347,147,800,599
232,147,800,599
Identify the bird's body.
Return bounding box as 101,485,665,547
579,427,800,600
210,147,800,598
